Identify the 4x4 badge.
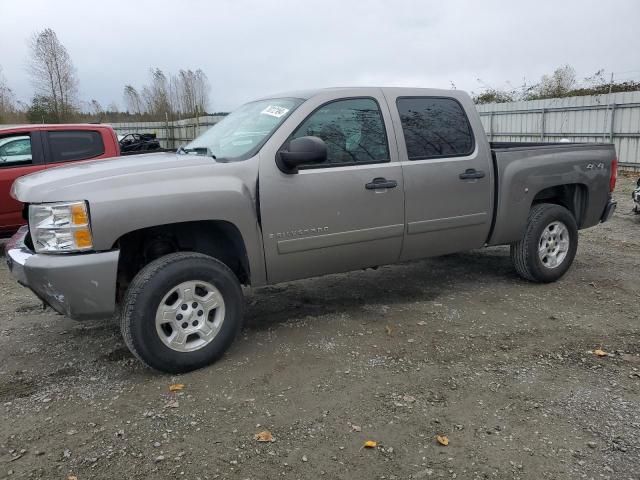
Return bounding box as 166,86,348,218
586,163,604,170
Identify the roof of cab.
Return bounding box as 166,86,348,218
257,86,462,101
258,86,383,100
0,124,115,132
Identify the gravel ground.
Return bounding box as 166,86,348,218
0,176,639,480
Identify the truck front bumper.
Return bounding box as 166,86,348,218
4,226,120,320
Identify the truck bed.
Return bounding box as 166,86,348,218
488,141,616,246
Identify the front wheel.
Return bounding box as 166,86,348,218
121,252,244,373
510,203,578,283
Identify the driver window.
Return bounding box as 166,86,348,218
0,134,33,167
290,98,389,167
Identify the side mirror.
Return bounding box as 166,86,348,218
277,136,327,173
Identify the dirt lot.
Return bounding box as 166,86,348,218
0,176,639,480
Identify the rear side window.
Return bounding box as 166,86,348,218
47,130,105,163
0,134,33,167
396,97,474,160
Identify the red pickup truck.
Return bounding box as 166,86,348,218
0,124,120,237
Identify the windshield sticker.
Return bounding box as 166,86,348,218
261,105,290,118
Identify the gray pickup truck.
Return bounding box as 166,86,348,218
5,87,617,373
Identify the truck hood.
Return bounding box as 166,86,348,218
12,152,216,202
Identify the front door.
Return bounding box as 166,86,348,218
259,93,405,284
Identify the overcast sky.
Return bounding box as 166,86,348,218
1,0,639,112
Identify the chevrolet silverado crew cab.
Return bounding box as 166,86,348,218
5,87,618,373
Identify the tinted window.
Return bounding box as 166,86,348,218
48,130,105,163
0,134,33,167
397,97,474,160
290,98,389,166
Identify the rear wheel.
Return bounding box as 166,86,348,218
510,203,578,283
121,252,243,373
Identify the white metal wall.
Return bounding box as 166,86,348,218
108,115,224,149
476,91,640,169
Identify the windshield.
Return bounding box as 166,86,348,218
183,97,304,161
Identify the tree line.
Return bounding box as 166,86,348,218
471,65,640,104
0,28,215,124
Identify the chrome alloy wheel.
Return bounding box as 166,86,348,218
155,280,226,352
538,221,570,269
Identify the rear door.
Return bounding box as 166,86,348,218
258,90,405,283
0,130,46,236
383,89,494,260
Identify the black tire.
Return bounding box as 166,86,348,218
121,252,244,373
510,203,578,283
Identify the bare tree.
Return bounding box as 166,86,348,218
166,69,211,117
27,28,78,121
141,68,171,116
169,73,182,118
89,99,103,117
188,69,210,115
0,66,17,121
123,84,143,114
125,67,211,119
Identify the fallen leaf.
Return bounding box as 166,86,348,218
436,435,449,446
385,326,392,336
254,430,274,442
351,425,362,432
169,384,184,392
67,476,78,480
363,440,377,448
594,349,608,357
417,321,427,326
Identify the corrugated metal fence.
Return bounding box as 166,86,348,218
109,115,224,149
476,91,640,170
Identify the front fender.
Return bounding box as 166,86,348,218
89,175,265,285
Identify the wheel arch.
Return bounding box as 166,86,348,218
114,220,252,303
489,182,589,245
531,183,588,227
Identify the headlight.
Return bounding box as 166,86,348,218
29,201,93,253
